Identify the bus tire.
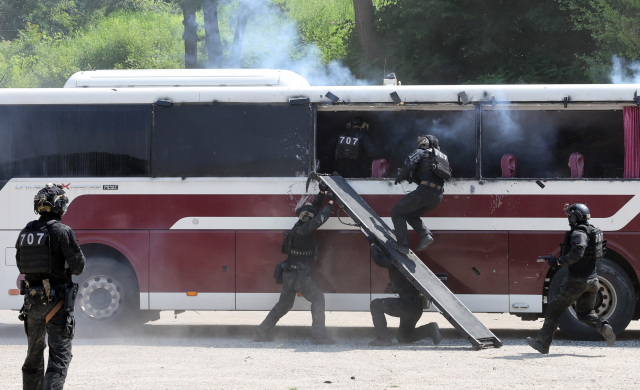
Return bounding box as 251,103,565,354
73,257,141,334
549,258,635,340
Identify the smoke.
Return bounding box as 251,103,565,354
218,0,370,86
609,56,640,84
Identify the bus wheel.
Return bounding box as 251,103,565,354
549,258,635,340
74,257,141,333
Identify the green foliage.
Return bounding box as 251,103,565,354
0,0,78,40
566,0,640,59
0,11,184,87
376,0,596,84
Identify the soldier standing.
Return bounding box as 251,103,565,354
334,117,385,178
16,184,85,389
254,184,337,345
528,203,616,354
391,135,452,254
368,237,442,346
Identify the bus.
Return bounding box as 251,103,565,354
1,69,639,340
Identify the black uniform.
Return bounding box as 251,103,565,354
16,213,85,390
392,148,445,249
533,223,609,351
369,244,440,344
334,129,384,178
256,193,334,342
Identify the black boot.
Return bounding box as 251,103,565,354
368,338,393,347
427,322,442,345
253,328,275,342
526,337,549,354
415,234,434,251
598,322,616,346
389,241,410,254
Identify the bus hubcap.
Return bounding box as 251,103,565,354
77,275,123,320
569,276,617,321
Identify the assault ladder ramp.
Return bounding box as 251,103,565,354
309,173,503,350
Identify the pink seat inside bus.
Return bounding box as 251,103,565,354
372,158,390,178
501,154,518,178
569,152,584,178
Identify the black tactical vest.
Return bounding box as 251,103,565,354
416,148,452,181
17,220,58,275
284,222,318,260
335,132,363,160
561,224,605,276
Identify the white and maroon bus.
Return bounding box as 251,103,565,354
1,69,640,339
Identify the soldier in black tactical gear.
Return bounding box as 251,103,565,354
334,117,385,178
527,203,616,354
391,135,451,254
16,183,85,390
367,237,442,346
254,184,337,345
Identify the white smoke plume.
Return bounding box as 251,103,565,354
218,0,371,86
609,56,640,84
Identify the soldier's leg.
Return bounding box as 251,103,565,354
391,189,424,249
256,271,297,339
396,300,422,344
43,310,73,390
369,298,402,343
534,277,586,350
295,271,331,342
22,302,49,390
405,190,442,237
575,278,616,345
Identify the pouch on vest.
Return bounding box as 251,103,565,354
281,230,294,255
335,134,362,160
587,226,605,259
432,149,453,180
17,220,57,274
273,261,286,284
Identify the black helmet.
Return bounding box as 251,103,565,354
426,135,440,150
34,183,69,216
564,203,590,226
295,204,319,222
346,117,369,132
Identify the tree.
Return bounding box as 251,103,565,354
376,0,596,84
180,0,198,68
352,0,381,63
202,0,223,67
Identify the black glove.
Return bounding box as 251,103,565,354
319,182,329,192
539,254,560,269
394,178,402,185
366,235,378,245
325,190,334,201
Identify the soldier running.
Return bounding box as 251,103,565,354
528,203,616,354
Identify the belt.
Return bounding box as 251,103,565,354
289,249,314,257
420,181,442,191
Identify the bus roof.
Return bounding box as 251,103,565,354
63,69,311,88
0,69,637,108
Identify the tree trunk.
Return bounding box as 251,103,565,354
352,0,380,62
228,0,251,67
181,0,198,69
203,0,224,68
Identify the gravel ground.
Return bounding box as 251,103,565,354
1,310,639,390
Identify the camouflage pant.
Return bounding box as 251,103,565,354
536,276,604,348
370,292,431,342
257,267,327,340
21,292,74,390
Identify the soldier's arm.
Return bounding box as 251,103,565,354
362,136,385,160
15,236,21,271
396,149,422,182
558,230,588,266
293,203,334,236
371,244,393,269
310,191,325,209
60,227,86,275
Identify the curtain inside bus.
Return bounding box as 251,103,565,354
624,107,640,178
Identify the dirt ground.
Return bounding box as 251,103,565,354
1,310,639,390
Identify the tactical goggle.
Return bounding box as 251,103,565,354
347,121,369,131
